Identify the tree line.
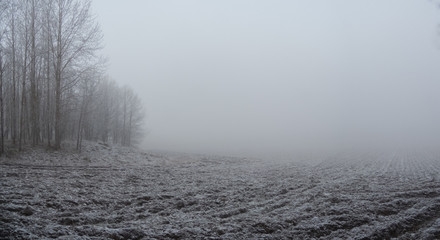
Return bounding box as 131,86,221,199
0,0,145,155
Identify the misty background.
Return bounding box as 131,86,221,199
92,0,440,156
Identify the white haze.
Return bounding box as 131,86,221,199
92,0,440,156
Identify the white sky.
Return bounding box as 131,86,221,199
92,0,440,155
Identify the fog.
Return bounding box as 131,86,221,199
92,0,440,156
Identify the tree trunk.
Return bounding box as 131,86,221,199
54,70,61,149
19,32,28,151
11,10,17,145
54,3,63,150
76,105,83,151
30,0,39,146
122,89,127,146
0,50,4,155
76,93,86,151
46,35,51,147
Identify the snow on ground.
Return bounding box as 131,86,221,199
1,142,440,239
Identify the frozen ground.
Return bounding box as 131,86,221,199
1,142,440,239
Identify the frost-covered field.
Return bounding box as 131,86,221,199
1,143,440,239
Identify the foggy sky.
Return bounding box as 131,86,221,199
92,0,440,155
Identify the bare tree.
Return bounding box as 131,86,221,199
76,71,100,151
0,0,145,155
8,1,18,145
0,0,7,155
0,51,4,155
123,87,145,146
18,1,30,151
0,26,5,155
29,0,39,146
48,0,102,149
